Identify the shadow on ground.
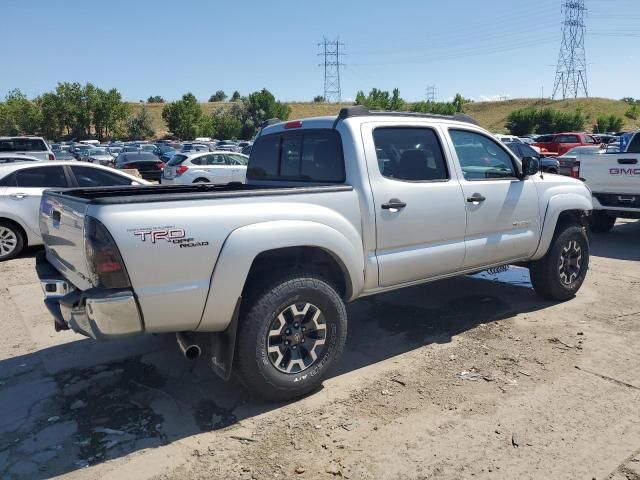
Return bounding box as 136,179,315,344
590,220,640,262
0,270,553,479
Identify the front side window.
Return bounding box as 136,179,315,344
15,166,68,188
555,134,580,144
449,130,517,180
373,127,448,181
226,154,248,165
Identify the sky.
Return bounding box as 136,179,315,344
3,0,640,103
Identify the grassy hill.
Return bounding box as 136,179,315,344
132,97,639,138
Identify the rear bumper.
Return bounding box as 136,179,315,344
36,252,143,339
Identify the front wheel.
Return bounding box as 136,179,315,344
235,273,347,401
589,211,616,233
529,225,589,301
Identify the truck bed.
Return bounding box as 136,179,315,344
48,182,353,204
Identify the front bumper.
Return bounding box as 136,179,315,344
36,252,143,339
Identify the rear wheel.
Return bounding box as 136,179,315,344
235,273,347,401
529,224,589,301
0,221,25,261
589,211,616,233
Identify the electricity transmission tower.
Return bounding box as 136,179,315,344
552,0,588,99
426,85,437,102
318,37,345,103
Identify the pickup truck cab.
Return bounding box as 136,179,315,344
37,107,593,400
533,132,598,157
578,130,640,232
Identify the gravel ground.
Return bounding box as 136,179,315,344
0,220,639,480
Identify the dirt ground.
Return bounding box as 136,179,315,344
1,220,639,480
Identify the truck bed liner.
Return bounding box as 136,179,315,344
45,183,353,205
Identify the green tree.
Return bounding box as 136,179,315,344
210,104,243,139
127,106,155,139
625,104,640,120
231,91,241,102
595,114,624,133
0,89,41,136
36,92,63,139
411,101,456,115
93,88,130,140
621,97,637,105
506,107,538,135
162,93,202,140
147,95,165,103
209,90,227,102
313,95,325,103
239,89,290,138
452,93,473,113
354,88,407,111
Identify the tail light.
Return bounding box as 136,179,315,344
176,165,189,175
156,161,165,170
570,161,581,179
85,217,131,289
48,153,56,161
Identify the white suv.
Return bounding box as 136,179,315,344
161,151,248,185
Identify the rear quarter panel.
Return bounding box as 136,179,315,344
91,189,363,333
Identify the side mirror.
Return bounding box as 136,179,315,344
521,156,540,178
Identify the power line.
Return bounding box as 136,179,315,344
318,37,345,103
552,0,589,99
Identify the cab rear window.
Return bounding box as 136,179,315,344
247,129,344,183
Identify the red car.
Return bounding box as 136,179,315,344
533,132,598,157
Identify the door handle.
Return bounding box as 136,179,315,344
381,199,407,210
466,193,486,203
10,193,28,200
618,158,638,165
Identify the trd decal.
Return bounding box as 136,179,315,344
129,226,209,248
133,228,186,243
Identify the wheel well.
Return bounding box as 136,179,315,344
242,246,350,300
554,209,588,236
193,178,209,183
0,218,27,243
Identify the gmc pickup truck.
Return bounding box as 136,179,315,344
37,107,593,400
578,130,640,232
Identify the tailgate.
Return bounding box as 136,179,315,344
581,154,640,194
39,191,93,290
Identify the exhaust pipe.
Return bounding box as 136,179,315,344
176,332,202,360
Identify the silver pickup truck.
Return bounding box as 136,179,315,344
37,107,593,400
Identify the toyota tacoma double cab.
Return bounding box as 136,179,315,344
37,107,593,400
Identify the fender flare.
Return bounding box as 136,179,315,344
196,220,364,332
531,193,592,260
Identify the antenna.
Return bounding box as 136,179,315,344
318,37,345,103
552,0,589,99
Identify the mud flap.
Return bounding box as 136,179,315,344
210,297,241,381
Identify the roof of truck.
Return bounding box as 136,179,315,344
260,106,479,136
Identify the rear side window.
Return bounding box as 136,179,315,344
71,166,133,187
0,138,48,152
15,166,69,188
248,130,344,183
373,127,448,181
